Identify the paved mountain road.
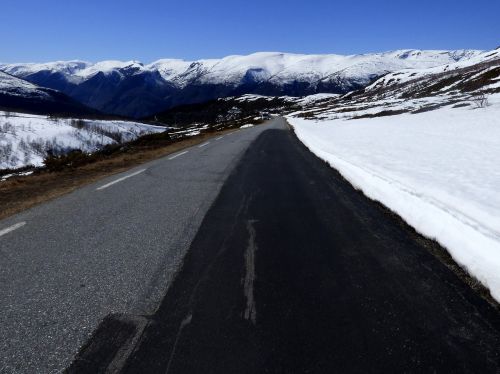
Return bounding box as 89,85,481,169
0,123,277,373
1,117,500,373
117,120,500,373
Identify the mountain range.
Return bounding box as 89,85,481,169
0,50,482,118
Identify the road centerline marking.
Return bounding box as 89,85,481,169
198,142,210,148
215,136,224,140
96,169,146,191
168,151,188,160
0,222,26,238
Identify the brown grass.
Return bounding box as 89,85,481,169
0,128,241,221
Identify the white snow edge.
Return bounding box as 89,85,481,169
288,117,500,303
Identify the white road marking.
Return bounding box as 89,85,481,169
168,151,188,160
215,136,224,140
198,142,210,148
0,222,26,238
96,169,146,191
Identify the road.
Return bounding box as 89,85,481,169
0,122,276,373
2,117,500,373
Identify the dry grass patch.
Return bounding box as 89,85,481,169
0,128,239,221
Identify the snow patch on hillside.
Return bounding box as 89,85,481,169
365,49,500,91
288,93,500,302
0,112,165,170
296,93,339,105
0,71,50,99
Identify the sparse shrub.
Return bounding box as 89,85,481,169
69,118,86,130
0,122,15,134
130,131,171,146
471,93,489,108
49,115,61,124
43,149,89,171
297,111,318,119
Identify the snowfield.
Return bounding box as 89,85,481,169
288,94,500,302
0,112,166,170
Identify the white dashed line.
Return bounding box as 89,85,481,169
198,142,210,148
0,222,26,238
96,169,146,191
215,136,224,140
168,151,189,160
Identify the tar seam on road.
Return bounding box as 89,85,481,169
198,142,210,148
168,151,189,160
96,169,147,191
165,313,193,374
0,222,26,238
243,219,258,324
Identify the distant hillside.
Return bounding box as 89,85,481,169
290,47,500,119
0,71,98,117
148,94,299,128
361,48,500,100
0,111,165,170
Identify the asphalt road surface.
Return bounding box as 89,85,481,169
2,118,500,373
0,122,277,373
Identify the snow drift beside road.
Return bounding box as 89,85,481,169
288,95,500,302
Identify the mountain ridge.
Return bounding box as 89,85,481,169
0,49,485,117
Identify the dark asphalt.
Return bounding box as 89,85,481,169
0,122,277,373
73,121,500,372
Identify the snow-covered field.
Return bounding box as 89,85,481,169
288,93,500,302
0,112,166,170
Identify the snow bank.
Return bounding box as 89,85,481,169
288,97,500,302
0,112,165,170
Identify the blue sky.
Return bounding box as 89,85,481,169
1,0,498,63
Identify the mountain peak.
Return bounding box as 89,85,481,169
0,49,489,118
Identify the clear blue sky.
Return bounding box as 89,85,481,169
1,0,498,63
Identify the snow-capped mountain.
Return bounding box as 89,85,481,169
364,48,500,94
0,71,97,116
0,50,482,118
288,47,500,124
